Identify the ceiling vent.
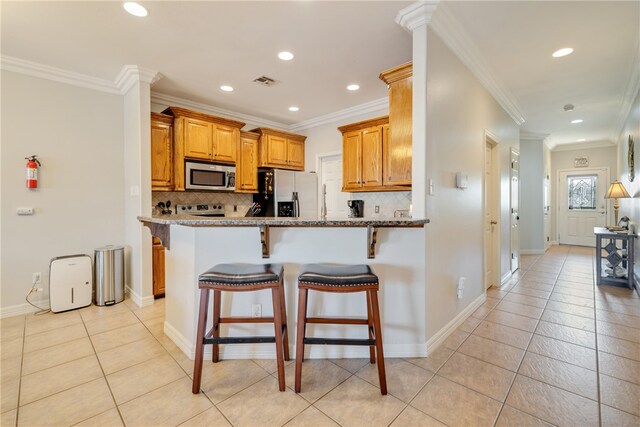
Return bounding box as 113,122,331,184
253,76,278,87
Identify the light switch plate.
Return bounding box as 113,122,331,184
17,207,34,215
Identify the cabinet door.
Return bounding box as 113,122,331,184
342,131,362,190
361,126,383,187
212,124,237,163
266,135,288,167
151,120,173,190
184,118,212,160
287,139,305,170
236,136,258,193
385,77,412,186
152,242,165,297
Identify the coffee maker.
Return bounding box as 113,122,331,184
347,200,364,218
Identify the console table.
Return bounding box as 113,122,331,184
594,227,636,289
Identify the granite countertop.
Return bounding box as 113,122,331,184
138,214,429,227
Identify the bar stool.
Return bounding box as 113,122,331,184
192,263,289,394
294,264,387,395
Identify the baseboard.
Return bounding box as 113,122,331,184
520,249,546,255
164,320,428,361
425,293,486,355
551,241,558,246
125,286,155,308
0,297,50,319
500,271,513,286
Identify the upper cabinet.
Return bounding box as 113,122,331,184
162,107,245,191
151,113,174,191
251,128,306,171
236,131,259,193
379,62,412,187
339,116,388,192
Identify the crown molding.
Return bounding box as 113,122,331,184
396,1,440,32
611,39,640,144
0,55,120,94
115,65,162,94
429,3,526,126
520,130,549,141
289,97,388,133
150,92,288,130
550,140,616,152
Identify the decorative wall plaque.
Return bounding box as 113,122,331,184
574,156,589,168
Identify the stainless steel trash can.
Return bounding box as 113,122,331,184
94,246,125,306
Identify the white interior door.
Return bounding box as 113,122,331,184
319,154,349,218
557,168,608,247
485,141,499,289
510,149,520,272
544,173,551,249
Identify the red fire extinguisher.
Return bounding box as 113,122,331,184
25,155,41,189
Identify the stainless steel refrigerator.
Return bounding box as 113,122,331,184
252,169,318,218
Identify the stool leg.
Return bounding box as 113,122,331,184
278,277,290,361
294,288,308,393
212,289,221,363
370,289,387,395
192,288,210,394
271,288,286,392
366,290,375,364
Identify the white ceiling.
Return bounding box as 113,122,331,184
2,1,638,148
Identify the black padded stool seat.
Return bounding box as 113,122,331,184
295,264,387,395
199,263,284,288
192,263,289,394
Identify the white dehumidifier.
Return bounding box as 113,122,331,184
49,254,92,313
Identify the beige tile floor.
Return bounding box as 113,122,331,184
1,245,639,426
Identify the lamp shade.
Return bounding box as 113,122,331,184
604,181,631,199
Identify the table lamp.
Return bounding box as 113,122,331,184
604,181,630,226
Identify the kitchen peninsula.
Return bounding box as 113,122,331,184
139,215,429,360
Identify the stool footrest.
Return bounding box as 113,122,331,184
306,317,368,325
303,337,375,346
204,336,276,344
219,317,275,324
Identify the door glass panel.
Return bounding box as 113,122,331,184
567,175,597,210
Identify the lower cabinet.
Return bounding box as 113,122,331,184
152,238,165,298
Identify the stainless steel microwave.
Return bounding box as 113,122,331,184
185,161,235,191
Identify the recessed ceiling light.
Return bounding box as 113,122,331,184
123,2,148,17
571,119,583,124
288,106,299,112
220,85,234,92
347,84,360,91
577,138,586,142
278,51,294,61
552,47,573,58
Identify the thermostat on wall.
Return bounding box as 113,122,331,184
456,172,469,189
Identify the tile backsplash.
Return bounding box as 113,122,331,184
154,190,412,218
153,191,253,217
349,191,412,218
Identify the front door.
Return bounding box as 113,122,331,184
558,168,608,246
510,149,520,272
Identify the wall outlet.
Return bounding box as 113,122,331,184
456,277,466,299
252,303,262,318
375,205,380,214
32,272,42,284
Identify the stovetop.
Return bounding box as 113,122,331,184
176,204,225,217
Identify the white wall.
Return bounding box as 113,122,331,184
520,138,545,253
550,145,618,242
616,89,639,286
1,71,125,315
424,29,520,340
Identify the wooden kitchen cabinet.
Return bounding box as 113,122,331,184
339,116,390,192
252,128,306,171
379,62,412,187
162,106,245,191
152,237,165,298
236,131,259,193
151,113,174,191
